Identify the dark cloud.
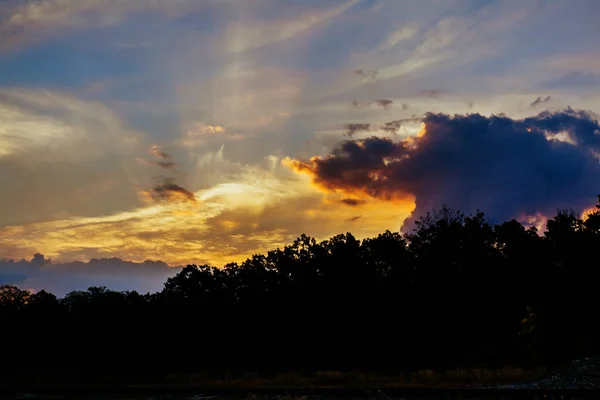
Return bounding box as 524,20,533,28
149,145,177,169
347,216,362,222
353,69,378,80
345,123,371,137
530,95,552,107
375,99,393,110
340,198,367,207
144,146,194,203
0,254,181,296
345,117,421,137
351,99,392,110
289,108,600,231
522,107,600,147
150,176,196,203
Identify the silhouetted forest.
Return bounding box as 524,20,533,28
2,199,600,380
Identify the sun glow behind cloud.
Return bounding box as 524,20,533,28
0,154,414,266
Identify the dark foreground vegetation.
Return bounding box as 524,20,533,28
2,198,600,386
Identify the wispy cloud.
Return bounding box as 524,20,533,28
0,88,146,227
1,150,413,272
148,145,177,169
530,95,552,107
0,0,212,52
222,0,359,54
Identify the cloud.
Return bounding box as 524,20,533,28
179,123,229,148
0,253,180,296
340,198,366,207
146,176,197,204
345,123,371,137
351,100,372,108
285,108,600,231
0,152,414,272
0,88,146,227
0,0,213,52
350,99,392,110
381,117,422,135
149,145,172,161
175,65,303,145
148,145,177,169
154,160,177,169
530,95,552,107
343,118,423,138
223,0,359,54
353,69,379,80
380,25,419,51
375,99,393,110
334,1,535,100
3,0,600,293
142,145,199,204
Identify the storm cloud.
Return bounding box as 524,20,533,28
287,108,600,230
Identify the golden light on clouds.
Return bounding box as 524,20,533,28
0,159,413,266
179,123,228,148
281,154,416,209
582,206,599,221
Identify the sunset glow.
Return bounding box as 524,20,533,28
1,0,600,294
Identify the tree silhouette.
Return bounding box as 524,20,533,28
2,197,600,378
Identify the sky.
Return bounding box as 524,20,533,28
1,0,600,295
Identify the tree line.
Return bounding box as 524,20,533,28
2,199,600,378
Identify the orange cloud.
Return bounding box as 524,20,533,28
0,163,416,268
582,206,599,220
179,123,229,148
281,155,415,205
